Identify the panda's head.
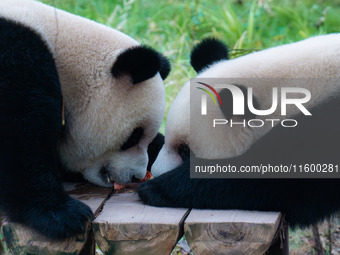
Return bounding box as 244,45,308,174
1,0,171,186
152,38,233,177
151,38,274,177
59,45,170,187
152,39,273,177
13,2,172,187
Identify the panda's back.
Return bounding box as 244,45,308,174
200,34,340,80
0,0,138,53
0,16,62,132
0,17,59,88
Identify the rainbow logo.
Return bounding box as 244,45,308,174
196,82,223,106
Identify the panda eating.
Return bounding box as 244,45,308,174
138,35,340,227
0,0,170,239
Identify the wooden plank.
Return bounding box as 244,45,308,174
1,183,111,255
184,209,281,255
93,191,189,255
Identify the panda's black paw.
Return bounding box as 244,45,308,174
24,197,93,240
138,163,193,208
138,179,173,207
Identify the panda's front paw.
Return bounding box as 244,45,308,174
25,197,93,239
138,179,173,207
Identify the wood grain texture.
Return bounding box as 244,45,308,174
93,191,189,255
1,183,110,255
184,209,281,255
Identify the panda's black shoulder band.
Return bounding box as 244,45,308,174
190,38,229,73
111,45,170,84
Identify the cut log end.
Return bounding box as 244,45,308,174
1,219,92,255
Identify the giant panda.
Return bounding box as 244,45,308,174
138,35,340,227
0,0,170,239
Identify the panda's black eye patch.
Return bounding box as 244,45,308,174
178,144,191,161
120,127,144,151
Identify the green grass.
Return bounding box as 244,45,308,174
41,0,340,132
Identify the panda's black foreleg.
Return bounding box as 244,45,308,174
138,158,284,211
139,95,340,227
0,18,92,239
138,157,340,227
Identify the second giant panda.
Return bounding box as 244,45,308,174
0,0,170,239
138,35,340,227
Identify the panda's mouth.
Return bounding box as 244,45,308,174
99,166,142,190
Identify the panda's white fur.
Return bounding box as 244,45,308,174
0,0,165,186
152,34,340,177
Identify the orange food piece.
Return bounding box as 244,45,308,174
114,182,126,190
113,171,153,190
139,171,153,182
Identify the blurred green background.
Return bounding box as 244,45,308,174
41,0,340,133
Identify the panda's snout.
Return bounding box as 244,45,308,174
104,166,145,185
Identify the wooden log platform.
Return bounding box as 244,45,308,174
0,183,286,255
93,191,188,255
184,209,282,255
0,183,110,255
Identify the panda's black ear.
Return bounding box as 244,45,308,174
112,45,171,84
219,85,258,121
190,38,229,73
